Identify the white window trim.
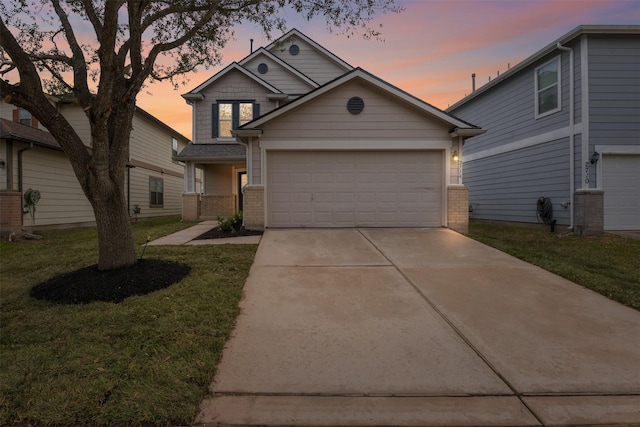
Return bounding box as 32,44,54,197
534,56,562,119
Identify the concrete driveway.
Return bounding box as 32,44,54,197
196,229,640,426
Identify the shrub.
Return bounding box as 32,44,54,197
217,211,243,233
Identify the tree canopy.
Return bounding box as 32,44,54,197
0,0,402,270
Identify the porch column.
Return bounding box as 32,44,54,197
184,161,196,193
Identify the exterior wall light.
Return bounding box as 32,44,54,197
590,151,600,165
452,151,459,162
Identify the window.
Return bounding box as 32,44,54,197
172,138,179,164
150,177,164,207
535,57,561,117
212,101,259,138
14,108,37,127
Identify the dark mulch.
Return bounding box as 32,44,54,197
30,259,191,305
193,228,263,240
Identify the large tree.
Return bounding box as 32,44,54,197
0,0,401,270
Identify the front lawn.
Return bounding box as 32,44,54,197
468,223,640,310
0,218,257,426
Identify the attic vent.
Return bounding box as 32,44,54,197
347,97,365,114
258,63,269,74
289,44,300,55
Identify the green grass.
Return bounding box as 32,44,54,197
0,218,257,426
468,223,640,310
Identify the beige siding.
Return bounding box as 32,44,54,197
269,37,348,85
243,56,315,94
20,146,95,227
0,141,7,190
251,140,262,185
194,71,278,144
130,113,186,178
260,80,452,142
58,104,92,143
128,168,183,218
204,164,234,194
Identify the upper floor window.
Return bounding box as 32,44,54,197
535,57,561,118
212,101,260,138
13,108,38,127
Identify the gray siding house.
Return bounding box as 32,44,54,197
448,25,639,233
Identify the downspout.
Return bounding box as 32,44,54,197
557,42,575,230
17,143,33,226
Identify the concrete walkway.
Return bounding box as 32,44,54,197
195,229,640,426
147,221,262,245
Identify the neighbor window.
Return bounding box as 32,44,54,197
14,108,37,127
212,101,259,138
535,57,561,117
172,138,179,164
150,177,164,207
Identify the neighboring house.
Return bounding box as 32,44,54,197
447,25,640,233
177,29,484,232
0,97,196,234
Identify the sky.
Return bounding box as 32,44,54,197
134,0,640,139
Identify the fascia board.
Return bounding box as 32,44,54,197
244,68,480,130
266,28,354,71
239,48,319,88
183,63,283,96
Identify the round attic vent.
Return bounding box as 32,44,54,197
347,97,365,114
289,44,300,55
258,63,269,74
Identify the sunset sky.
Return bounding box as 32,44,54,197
136,0,640,140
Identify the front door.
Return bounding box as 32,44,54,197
238,171,247,212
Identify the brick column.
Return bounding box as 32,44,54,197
243,186,264,230
574,189,604,236
0,190,22,236
182,193,200,221
447,185,469,234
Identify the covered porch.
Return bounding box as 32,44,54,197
177,143,247,221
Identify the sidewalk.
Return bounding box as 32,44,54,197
147,221,262,246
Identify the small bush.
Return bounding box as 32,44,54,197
217,211,243,233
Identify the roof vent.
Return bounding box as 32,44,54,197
258,63,269,74
289,44,300,55
347,97,365,114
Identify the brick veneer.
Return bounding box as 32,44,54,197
0,190,22,236
243,186,264,230
201,195,235,219
182,193,200,221
447,185,469,234
574,189,604,236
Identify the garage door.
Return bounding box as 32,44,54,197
267,150,443,228
602,154,640,230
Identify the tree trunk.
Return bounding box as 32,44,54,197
93,187,137,270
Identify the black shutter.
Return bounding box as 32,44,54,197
232,102,240,130
211,103,218,138
253,103,260,119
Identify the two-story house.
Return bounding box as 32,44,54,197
177,29,484,232
448,25,639,234
0,96,195,235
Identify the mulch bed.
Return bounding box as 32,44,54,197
193,228,263,240
30,259,191,305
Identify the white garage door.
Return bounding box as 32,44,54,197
602,154,640,230
267,150,443,228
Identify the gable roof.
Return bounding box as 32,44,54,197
174,142,245,162
239,47,319,88
237,67,483,135
182,62,282,99
265,28,354,72
447,25,640,111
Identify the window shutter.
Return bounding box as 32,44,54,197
232,102,240,130
253,103,260,119
31,117,39,128
12,109,19,123
211,103,218,137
